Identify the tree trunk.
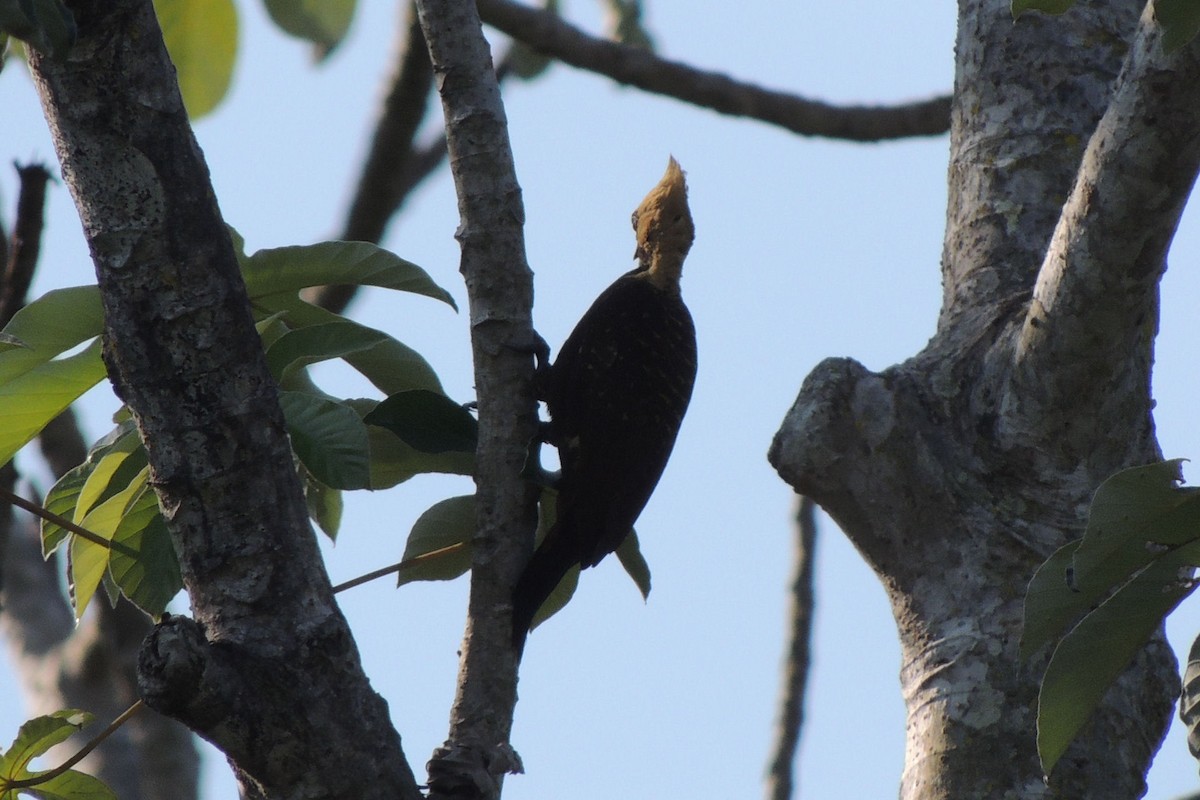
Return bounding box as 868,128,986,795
770,1,1200,797
27,3,422,797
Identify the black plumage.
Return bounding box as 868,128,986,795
512,158,697,647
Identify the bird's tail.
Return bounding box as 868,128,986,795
511,526,577,651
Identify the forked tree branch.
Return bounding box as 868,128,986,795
475,0,950,141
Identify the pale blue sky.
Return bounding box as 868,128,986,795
2,2,1200,798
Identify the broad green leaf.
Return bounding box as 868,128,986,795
1022,460,1200,661
257,297,444,394
615,528,651,601
153,0,238,119
75,428,145,523
1159,0,1200,53
279,391,370,490
302,468,342,539
70,467,149,619
41,422,141,556
363,421,475,488
0,710,93,777
109,488,181,619
365,389,478,454
1021,540,1081,661
1011,0,1075,17
263,0,354,55
3,765,117,799
0,339,107,468
0,332,26,350
397,495,475,585
0,0,76,59
241,240,456,310
264,321,389,383
528,489,577,629
0,286,102,384
1036,541,1200,773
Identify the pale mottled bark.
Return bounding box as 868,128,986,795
770,2,1199,798
415,0,540,796
27,2,421,797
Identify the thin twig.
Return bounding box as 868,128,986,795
0,485,139,557
330,542,467,594
765,495,818,800
3,701,145,790
476,0,949,142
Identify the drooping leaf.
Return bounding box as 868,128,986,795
255,296,444,395
0,709,116,800
0,285,102,384
1022,460,1200,660
0,0,76,59
1036,541,1200,773
1159,0,1200,53
0,710,93,775
362,418,475,489
0,339,107,468
278,391,370,490
365,389,478,455
240,240,455,310
302,468,342,539
69,467,149,619
41,422,141,556
1011,0,1075,17
264,321,389,383
614,528,651,601
108,488,181,619
153,0,238,118
263,0,355,56
397,494,475,585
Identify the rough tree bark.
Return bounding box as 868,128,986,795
26,3,422,798
769,2,1200,798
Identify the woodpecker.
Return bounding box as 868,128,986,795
512,157,697,647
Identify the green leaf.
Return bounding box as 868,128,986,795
0,339,107,468
614,528,651,601
1036,541,1200,773
1011,0,1075,17
5,765,118,800
397,495,475,585
0,286,102,384
241,240,456,310
41,423,142,556
264,321,389,383
0,0,76,59
1159,0,1200,53
279,391,370,490
528,489,578,629
303,468,342,539
263,0,355,56
1022,460,1200,660
0,710,93,777
108,489,181,619
255,296,444,395
153,0,238,119
69,467,149,619
364,389,478,454
362,418,475,488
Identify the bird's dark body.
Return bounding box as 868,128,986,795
511,270,696,643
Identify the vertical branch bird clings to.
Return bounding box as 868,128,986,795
512,157,698,649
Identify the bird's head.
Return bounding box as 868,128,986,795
631,156,693,292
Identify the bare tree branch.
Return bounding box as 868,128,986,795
475,0,949,142
1011,1,1200,447
765,496,818,800
27,2,421,797
310,2,436,314
415,0,539,796
0,164,51,323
